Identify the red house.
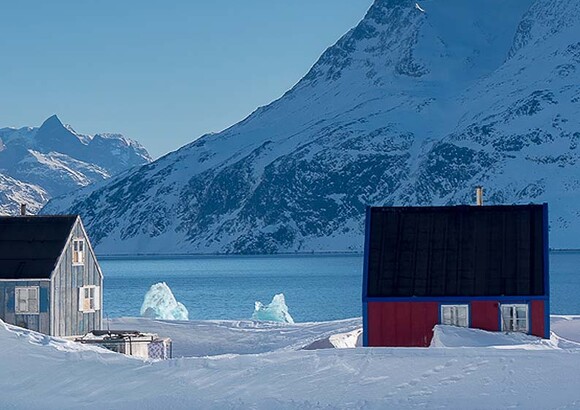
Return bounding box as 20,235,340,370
362,204,549,347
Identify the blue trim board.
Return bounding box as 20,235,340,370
362,207,371,347
363,302,369,347
528,301,532,335
498,304,503,332
364,295,549,303
362,206,371,301
543,202,550,338
468,301,472,328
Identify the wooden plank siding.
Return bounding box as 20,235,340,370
0,280,51,334
50,219,103,337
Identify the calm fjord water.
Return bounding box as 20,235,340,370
100,252,580,321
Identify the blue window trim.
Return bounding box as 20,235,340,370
362,302,368,347
362,206,372,347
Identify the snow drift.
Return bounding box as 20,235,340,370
4,316,580,408
140,282,189,320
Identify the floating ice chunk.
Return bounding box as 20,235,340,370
140,282,189,320
252,293,294,324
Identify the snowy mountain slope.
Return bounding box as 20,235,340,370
44,0,580,254
395,0,580,243
0,115,151,214
0,173,49,214
3,316,580,409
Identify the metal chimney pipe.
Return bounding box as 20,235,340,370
20,203,26,216
476,186,484,206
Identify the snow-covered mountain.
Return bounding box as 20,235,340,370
43,0,580,254
0,115,151,214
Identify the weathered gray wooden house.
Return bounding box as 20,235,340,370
0,215,103,337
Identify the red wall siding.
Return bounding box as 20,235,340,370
367,302,439,347
367,299,548,347
471,301,500,332
530,300,545,338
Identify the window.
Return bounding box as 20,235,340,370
441,304,469,327
15,287,39,314
73,239,85,265
501,304,528,333
78,286,100,312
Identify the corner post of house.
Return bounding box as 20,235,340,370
362,206,372,347
543,202,550,338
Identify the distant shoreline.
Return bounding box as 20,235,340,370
97,251,364,260
97,248,580,260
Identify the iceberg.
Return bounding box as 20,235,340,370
140,282,189,320
252,293,294,324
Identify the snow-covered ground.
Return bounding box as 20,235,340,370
2,316,580,409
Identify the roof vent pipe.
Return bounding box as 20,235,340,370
20,203,26,216
476,186,484,206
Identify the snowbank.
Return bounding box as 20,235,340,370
4,317,580,409
431,325,549,349
303,328,362,350
140,282,189,320
252,293,294,324
431,324,580,350
107,317,362,357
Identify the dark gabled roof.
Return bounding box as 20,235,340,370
365,205,547,298
0,216,78,280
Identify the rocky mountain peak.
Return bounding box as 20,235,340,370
43,0,580,254
0,116,152,215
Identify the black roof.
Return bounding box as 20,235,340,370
365,205,547,298
0,216,78,279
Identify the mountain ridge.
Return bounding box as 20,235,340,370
43,0,580,253
0,115,151,214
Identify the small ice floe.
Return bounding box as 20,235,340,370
140,282,189,320
252,293,294,324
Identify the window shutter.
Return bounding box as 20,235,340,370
16,288,22,313
441,306,452,324
78,287,85,311
28,288,39,314
17,288,29,313
457,306,468,327
84,288,91,311
94,286,101,310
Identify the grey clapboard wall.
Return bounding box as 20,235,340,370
51,220,103,337
0,280,50,334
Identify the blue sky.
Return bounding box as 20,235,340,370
0,1,372,158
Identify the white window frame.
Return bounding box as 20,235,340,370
15,286,40,314
440,304,469,327
72,238,85,266
501,304,529,333
78,285,101,313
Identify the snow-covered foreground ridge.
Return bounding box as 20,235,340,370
44,0,580,254
2,317,580,409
